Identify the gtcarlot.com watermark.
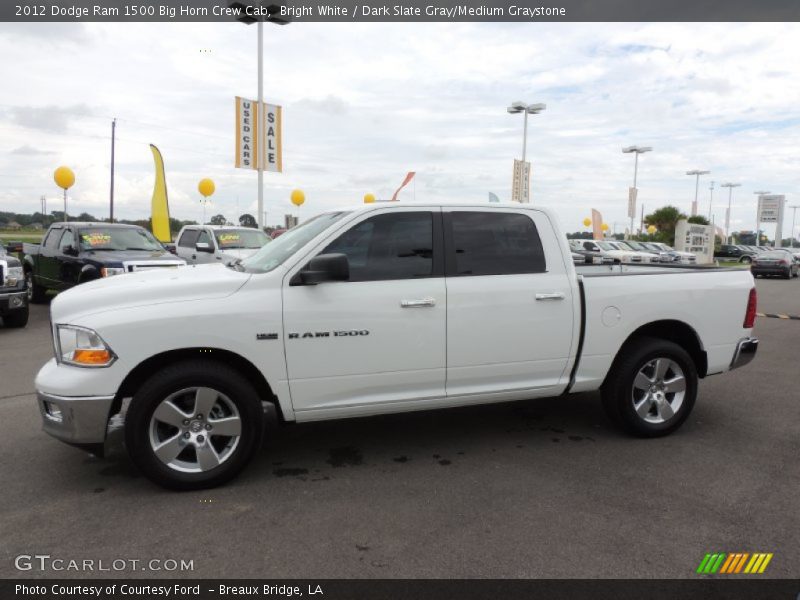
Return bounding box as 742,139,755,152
15,554,194,572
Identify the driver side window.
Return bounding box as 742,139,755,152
59,229,75,252
320,212,434,282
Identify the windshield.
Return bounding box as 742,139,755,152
214,229,270,249
240,211,351,273
626,242,648,251
596,242,617,251
78,227,164,251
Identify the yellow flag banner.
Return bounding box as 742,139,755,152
149,144,172,242
591,208,603,240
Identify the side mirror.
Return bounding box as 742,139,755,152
163,243,177,255
290,253,349,286
195,242,214,253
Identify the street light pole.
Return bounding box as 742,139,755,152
622,146,652,238
721,182,741,245
507,101,545,163
230,2,290,230
789,205,799,248
753,190,770,246
708,180,715,220
686,169,709,217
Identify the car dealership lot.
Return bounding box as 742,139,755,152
0,278,798,579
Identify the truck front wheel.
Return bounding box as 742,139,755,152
125,360,264,490
601,337,698,437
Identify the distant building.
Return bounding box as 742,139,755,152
5,221,21,230
30,222,43,230
284,214,299,229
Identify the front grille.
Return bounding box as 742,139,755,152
125,262,183,272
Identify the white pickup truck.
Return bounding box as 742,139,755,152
35,203,758,489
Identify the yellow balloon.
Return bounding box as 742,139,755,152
647,225,657,234
364,193,376,204
582,217,592,227
54,166,75,190
601,223,609,232
198,178,215,198
291,189,305,207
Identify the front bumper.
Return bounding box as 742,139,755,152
730,337,758,370
37,390,115,445
0,290,26,315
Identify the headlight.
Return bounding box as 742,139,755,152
7,266,23,285
55,325,116,367
101,267,126,277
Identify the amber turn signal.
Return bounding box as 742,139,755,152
71,349,113,365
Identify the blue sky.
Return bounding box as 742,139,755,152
0,22,798,237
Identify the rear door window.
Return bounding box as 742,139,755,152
446,212,546,276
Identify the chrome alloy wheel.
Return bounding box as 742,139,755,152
148,387,242,473
631,358,686,424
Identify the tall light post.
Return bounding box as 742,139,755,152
622,145,652,237
507,101,545,163
229,2,289,229
789,205,799,248
753,190,770,246
708,180,715,220
721,182,741,244
686,169,710,216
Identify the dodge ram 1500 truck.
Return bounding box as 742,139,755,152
35,203,758,489
0,243,28,328
23,222,185,302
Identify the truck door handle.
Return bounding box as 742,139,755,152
401,298,436,308
535,292,565,301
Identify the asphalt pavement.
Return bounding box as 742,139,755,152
1,278,798,579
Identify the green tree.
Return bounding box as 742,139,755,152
239,213,257,228
644,205,686,245
687,215,710,226
210,214,227,226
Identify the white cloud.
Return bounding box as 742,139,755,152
0,21,798,238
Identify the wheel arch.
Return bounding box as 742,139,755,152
606,320,708,384
114,348,281,420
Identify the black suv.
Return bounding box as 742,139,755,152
0,241,28,328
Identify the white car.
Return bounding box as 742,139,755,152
608,241,659,263
36,203,758,489
650,242,697,265
175,225,271,266
575,239,643,263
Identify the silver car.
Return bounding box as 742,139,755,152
175,225,271,266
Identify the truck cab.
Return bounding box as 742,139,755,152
174,225,271,266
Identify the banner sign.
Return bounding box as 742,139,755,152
511,159,530,203
235,97,282,172
235,96,258,170
591,208,603,240
627,186,638,219
262,102,283,173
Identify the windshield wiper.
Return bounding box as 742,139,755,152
227,258,246,272
125,247,158,251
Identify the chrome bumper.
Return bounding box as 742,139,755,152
37,391,115,445
730,337,758,370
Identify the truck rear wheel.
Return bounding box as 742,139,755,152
125,360,264,490
25,271,47,304
601,337,697,437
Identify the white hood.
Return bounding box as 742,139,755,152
218,247,261,263
51,263,251,322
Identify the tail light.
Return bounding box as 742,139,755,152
743,288,757,328
779,259,788,265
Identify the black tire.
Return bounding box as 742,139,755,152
25,271,47,304
783,269,792,280
740,256,752,264
2,305,29,328
125,360,264,490
601,336,698,438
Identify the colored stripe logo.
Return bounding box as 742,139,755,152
697,552,773,574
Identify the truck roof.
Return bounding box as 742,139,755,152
48,222,145,229
329,201,548,213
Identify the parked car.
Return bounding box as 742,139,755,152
751,251,799,279
606,241,658,263
567,240,612,265
647,242,697,265
35,203,758,489
174,225,271,266
0,242,28,327
624,241,672,263
715,244,757,263
571,239,633,263
23,223,186,303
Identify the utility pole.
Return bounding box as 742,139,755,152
753,190,770,246
110,118,116,222
686,169,710,217
708,181,714,220
721,182,741,245
789,205,799,248
622,146,652,239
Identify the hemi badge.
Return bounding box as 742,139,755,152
256,333,278,340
